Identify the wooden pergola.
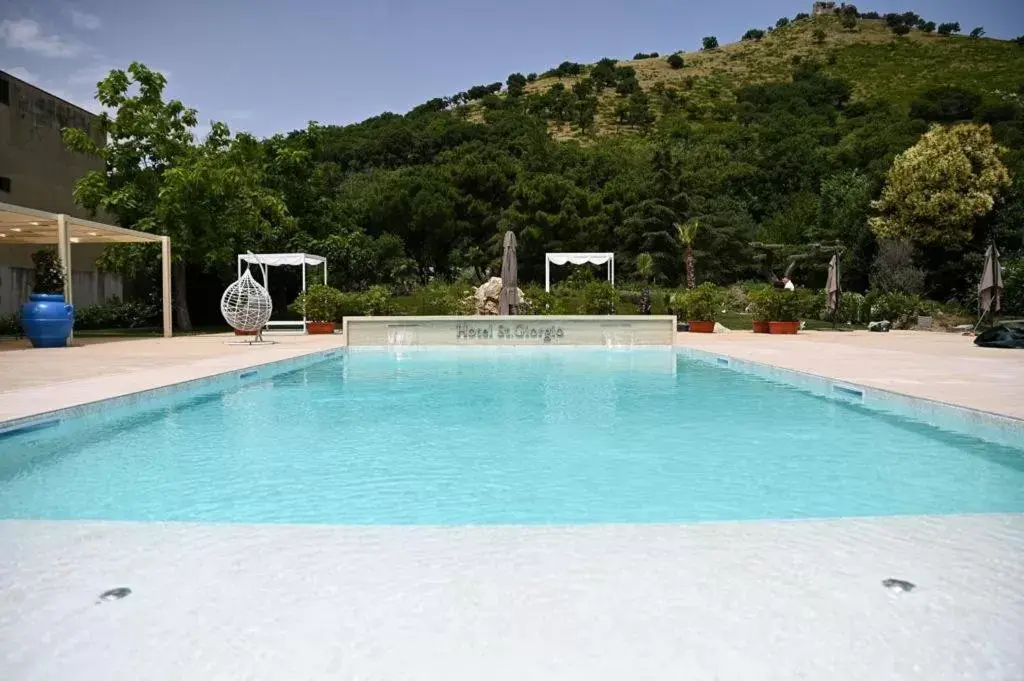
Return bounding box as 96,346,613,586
0,201,172,339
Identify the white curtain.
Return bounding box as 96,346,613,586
545,253,615,291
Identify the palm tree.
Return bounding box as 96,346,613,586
676,219,700,289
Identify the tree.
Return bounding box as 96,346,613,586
794,12,809,20
813,29,826,44
841,14,857,30
870,123,1011,247
870,240,925,293
909,86,981,122
63,63,289,331
742,29,766,41
666,53,684,69
676,219,700,288
937,22,960,36
1016,36,1024,47
969,27,985,38
920,21,936,33
635,252,655,283
506,72,527,97
890,24,911,37
776,17,790,28
701,36,719,50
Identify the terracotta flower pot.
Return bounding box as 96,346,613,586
687,320,716,333
234,329,258,336
306,321,336,335
752,320,770,334
768,321,800,335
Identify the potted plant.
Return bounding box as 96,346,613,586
768,288,806,334
290,284,342,334
681,282,721,333
20,249,75,348
747,285,773,333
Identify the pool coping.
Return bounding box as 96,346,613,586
679,346,1024,449
0,349,340,439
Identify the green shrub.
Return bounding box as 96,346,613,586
701,36,719,50
0,312,20,336
722,285,750,313
666,53,684,69
678,282,722,321
1003,259,1024,315
836,292,867,324
31,249,64,294
362,285,393,316
399,281,474,315
520,285,555,314
578,281,619,314
561,266,597,290
74,296,161,330
868,291,922,327
289,284,344,322
747,285,775,320
336,292,366,318
761,287,818,322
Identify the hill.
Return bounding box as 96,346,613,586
62,12,1024,328
512,14,1024,137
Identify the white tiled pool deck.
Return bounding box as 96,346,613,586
1,330,1023,680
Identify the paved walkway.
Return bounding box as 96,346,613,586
0,333,345,424
678,330,1024,420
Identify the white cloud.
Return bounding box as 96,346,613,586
5,66,39,84
67,63,115,86
0,18,82,57
69,9,102,31
223,110,253,121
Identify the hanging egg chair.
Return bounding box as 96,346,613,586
220,254,273,340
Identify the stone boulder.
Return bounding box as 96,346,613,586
471,277,525,315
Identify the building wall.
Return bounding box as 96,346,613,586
0,244,123,316
0,70,124,312
0,70,105,218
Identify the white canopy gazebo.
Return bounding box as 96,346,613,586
0,201,172,340
236,252,326,331
545,252,615,292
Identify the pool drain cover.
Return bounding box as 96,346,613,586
882,578,915,593
98,587,132,602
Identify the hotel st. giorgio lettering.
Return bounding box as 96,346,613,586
456,322,565,342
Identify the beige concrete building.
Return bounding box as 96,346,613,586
0,69,122,316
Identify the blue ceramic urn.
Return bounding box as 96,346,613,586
21,293,75,348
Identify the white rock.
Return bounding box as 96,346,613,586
471,277,525,315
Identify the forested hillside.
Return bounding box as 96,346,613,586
63,8,1024,328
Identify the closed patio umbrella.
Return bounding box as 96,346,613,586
826,253,841,327
978,243,1003,319
499,231,520,315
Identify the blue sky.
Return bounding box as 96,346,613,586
2,0,1022,138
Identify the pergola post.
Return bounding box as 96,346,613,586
161,236,172,338
545,257,551,293
56,214,74,345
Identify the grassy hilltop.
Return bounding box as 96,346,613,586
511,14,1024,136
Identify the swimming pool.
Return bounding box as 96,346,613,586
1,347,1022,524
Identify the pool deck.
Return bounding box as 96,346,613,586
679,329,1024,421
1,328,1021,424
0,333,346,424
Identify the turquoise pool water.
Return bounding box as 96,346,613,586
1,348,1022,524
